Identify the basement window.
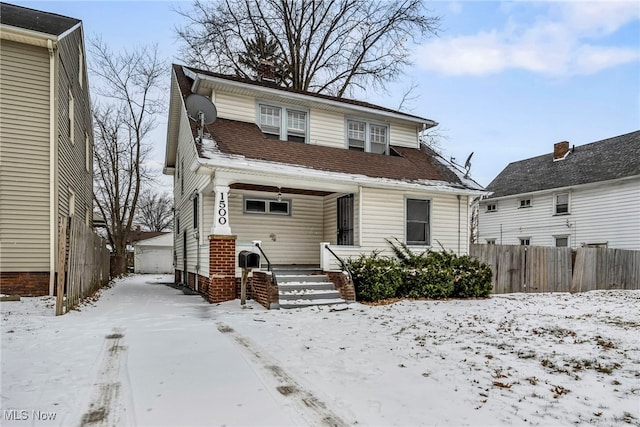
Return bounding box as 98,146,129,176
244,197,290,216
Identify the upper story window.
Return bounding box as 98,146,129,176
486,203,497,212
519,198,532,208
259,104,307,143
555,193,569,215
347,119,389,154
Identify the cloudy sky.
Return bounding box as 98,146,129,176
11,1,640,187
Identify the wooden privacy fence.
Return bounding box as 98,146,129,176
470,244,639,294
56,216,111,315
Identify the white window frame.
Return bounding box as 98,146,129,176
519,198,532,208
243,196,291,216
345,118,389,154
486,239,496,245
554,235,569,247
257,102,308,143
519,237,531,246
486,203,497,212
554,192,570,215
405,197,431,246
68,188,76,217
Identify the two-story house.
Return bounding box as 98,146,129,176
0,3,93,296
164,63,484,305
478,131,640,249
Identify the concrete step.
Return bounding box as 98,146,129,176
276,274,329,283
278,282,335,291
279,289,341,301
279,299,348,309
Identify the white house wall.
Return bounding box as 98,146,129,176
389,122,419,149
214,91,255,123
228,190,324,265
477,178,640,249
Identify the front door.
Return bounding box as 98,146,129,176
337,194,354,246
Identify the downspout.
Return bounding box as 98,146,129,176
47,39,56,295
457,195,461,255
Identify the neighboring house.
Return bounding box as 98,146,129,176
164,63,484,304
134,233,173,274
0,3,93,295
478,131,640,249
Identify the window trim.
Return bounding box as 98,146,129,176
243,196,291,216
257,101,309,143
486,239,496,245
554,192,570,215
405,197,431,246
193,193,199,230
486,203,497,212
519,237,531,246
345,117,389,155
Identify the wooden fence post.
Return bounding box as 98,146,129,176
55,217,67,316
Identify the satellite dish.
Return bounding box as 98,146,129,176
464,152,474,178
185,94,217,125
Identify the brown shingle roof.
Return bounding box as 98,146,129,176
173,64,470,188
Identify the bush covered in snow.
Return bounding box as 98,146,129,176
347,240,493,301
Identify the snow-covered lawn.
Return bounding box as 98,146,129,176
1,274,638,426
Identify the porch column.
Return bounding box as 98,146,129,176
208,235,237,303
211,185,232,235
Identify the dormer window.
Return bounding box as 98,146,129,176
258,103,307,143
347,119,389,154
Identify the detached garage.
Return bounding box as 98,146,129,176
134,233,173,274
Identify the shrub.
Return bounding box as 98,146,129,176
348,240,493,302
347,252,403,302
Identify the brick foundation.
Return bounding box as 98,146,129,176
326,270,356,301
208,235,237,303
0,272,50,296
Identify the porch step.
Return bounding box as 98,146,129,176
275,267,349,309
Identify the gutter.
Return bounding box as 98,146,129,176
47,39,56,295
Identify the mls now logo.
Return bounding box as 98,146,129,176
2,409,57,421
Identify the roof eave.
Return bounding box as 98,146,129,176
189,69,436,127
0,24,59,47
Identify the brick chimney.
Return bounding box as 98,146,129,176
257,60,276,83
553,141,570,160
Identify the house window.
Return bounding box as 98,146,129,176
406,198,430,245
244,197,290,215
69,89,74,143
520,238,530,246
193,193,199,229
519,198,532,208
85,133,91,172
486,203,497,212
79,46,84,88
555,193,569,214
259,104,307,143
486,239,496,245
346,119,389,154
555,236,569,247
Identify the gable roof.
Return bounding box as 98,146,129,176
0,3,80,36
486,130,640,199
171,64,481,191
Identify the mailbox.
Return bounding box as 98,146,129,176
238,250,260,269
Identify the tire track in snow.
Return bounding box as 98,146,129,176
217,323,349,427
79,328,132,427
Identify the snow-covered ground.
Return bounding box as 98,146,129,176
1,274,639,426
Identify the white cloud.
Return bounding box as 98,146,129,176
416,1,640,76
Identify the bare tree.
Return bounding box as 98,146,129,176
135,191,173,232
175,0,440,96
90,39,165,276
419,127,448,155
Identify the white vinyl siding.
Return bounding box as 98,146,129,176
229,190,323,265
0,40,51,271
322,192,360,246
214,91,255,122
308,108,344,148
389,122,419,149
477,178,640,249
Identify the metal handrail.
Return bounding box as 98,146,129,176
254,242,272,272
324,244,353,283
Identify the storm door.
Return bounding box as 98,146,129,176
337,194,354,246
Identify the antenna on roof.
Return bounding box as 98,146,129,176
464,152,473,178
185,94,217,142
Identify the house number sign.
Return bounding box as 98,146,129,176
218,193,228,225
